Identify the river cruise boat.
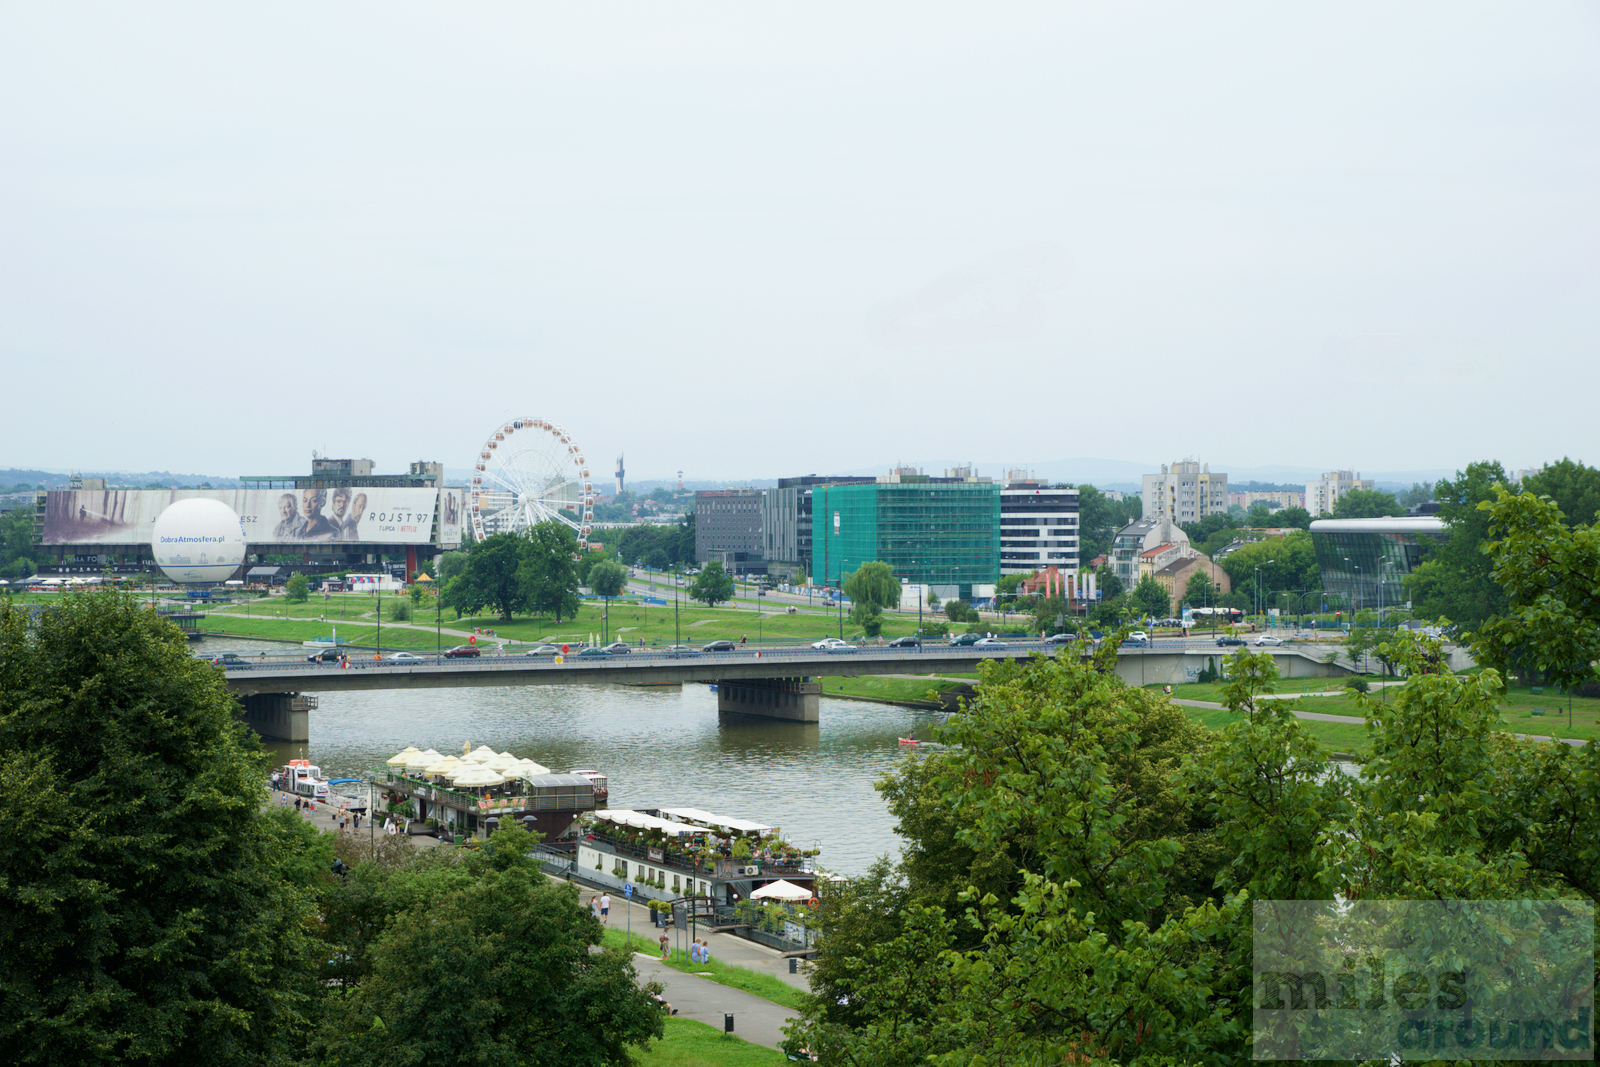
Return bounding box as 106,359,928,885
279,759,331,801
569,769,608,801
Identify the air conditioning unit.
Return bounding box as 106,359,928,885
739,865,760,876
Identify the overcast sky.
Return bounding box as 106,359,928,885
4,3,1596,483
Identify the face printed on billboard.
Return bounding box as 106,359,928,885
40,488,446,546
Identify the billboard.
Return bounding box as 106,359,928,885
41,488,446,547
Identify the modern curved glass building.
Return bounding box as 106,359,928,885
1309,517,1447,612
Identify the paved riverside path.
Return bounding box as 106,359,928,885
584,885,807,1051
1171,697,1587,746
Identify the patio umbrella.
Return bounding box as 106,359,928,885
385,747,420,766
422,757,461,776
467,745,498,762
452,765,505,788
402,749,442,771
484,753,517,773
749,879,813,901
521,759,551,776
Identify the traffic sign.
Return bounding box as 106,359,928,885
623,883,634,899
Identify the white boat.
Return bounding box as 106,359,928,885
569,769,609,801
326,777,369,812
279,759,331,800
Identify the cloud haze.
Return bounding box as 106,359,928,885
2,3,1595,482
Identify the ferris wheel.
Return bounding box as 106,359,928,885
467,418,595,549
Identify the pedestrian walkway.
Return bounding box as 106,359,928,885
581,884,806,1050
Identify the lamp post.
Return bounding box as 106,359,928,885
1254,566,1262,620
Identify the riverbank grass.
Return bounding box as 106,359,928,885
637,1018,792,1066
600,929,811,1012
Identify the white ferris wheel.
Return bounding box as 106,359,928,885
467,418,595,550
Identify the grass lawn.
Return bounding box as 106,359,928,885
814,675,967,706
632,1018,793,1066
1158,678,1600,747
197,591,941,649
601,929,811,1012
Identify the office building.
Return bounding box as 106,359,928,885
812,478,1000,600
1308,516,1447,612
694,488,765,573
1000,478,1080,576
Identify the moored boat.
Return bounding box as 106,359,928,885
569,769,609,801
279,758,331,800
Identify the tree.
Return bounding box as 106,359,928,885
1130,572,1170,618
1398,480,1435,509
1330,488,1404,518
1404,460,1509,631
285,571,309,602
1274,505,1312,530
522,521,581,623
1094,564,1124,602
1474,486,1600,692
1519,457,1600,526
589,560,627,641
843,561,901,614
314,867,662,1067
0,588,320,1065
460,532,532,621
688,560,734,607
1216,531,1321,600
1182,569,1216,609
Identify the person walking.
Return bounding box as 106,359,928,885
599,892,611,924
658,932,670,961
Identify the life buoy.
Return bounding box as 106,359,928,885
807,897,820,910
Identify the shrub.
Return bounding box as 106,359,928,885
1345,677,1370,694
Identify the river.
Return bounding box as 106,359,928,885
200,636,949,876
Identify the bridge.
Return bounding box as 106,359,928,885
225,642,1352,740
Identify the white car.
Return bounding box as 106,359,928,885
811,637,849,650
1127,631,1149,643
1253,635,1284,646
386,651,423,660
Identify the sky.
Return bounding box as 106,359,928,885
3,3,1597,484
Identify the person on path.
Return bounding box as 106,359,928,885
294,796,303,813
599,893,611,923
353,811,360,831
658,932,670,961
699,939,711,965
590,897,601,921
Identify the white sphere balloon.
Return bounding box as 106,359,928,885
151,499,248,584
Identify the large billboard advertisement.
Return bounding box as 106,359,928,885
41,488,445,547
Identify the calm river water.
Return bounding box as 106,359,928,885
200,637,949,876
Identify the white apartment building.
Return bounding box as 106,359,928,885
1142,461,1229,526
1305,471,1374,516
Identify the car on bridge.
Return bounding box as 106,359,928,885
444,645,481,658
886,636,921,648
1253,635,1284,646
948,633,983,647
811,637,849,650
523,644,561,656
576,647,613,658
1216,635,1245,647
701,640,736,652
385,652,424,661
1043,633,1075,645
662,644,701,657
600,642,633,654
307,647,346,663
974,637,1009,648
210,652,252,667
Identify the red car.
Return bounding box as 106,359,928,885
444,645,481,658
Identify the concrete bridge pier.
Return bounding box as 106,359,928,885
239,692,315,742
716,677,820,723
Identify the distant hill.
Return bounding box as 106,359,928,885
0,467,244,490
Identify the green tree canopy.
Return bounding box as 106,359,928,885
1181,569,1216,609
588,559,628,600
1273,505,1313,529
0,589,320,1065
1330,487,1404,518
522,521,581,623
1404,460,1509,631
688,560,734,607
314,866,662,1067
1216,530,1321,599
460,532,532,621
843,561,901,612
1130,572,1170,617
1519,457,1600,526
285,571,309,602
1474,485,1600,692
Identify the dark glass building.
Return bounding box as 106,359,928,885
1309,517,1446,612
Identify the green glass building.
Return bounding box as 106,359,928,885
812,480,1000,599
